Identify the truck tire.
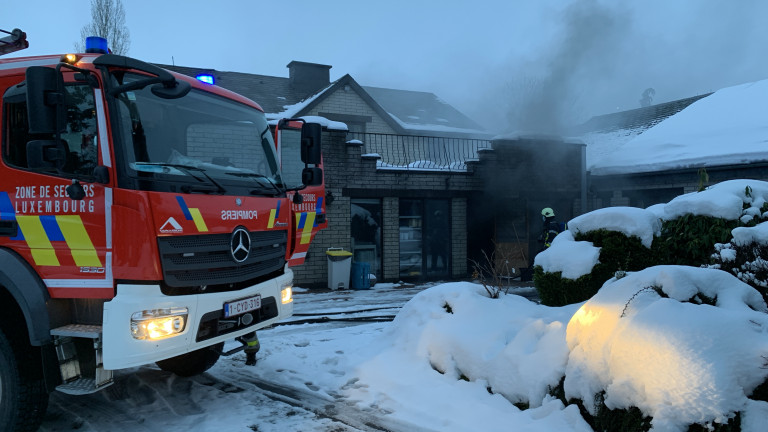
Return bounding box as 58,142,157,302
156,342,224,377
0,328,49,432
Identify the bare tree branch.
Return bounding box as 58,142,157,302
75,0,130,55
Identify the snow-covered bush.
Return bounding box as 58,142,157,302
535,180,768,306
711,222,768,301
565,266,768,432
534,207,661,306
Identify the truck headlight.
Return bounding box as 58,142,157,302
131,308,188,340
281,285,293,304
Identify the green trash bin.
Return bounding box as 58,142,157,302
326,248,353,290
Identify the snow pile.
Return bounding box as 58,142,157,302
565,266,768,431
347,282,592,431
533,231,600,280
662,179,768,221
569,206,661,248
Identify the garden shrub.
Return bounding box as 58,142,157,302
534,215,746,307
654,215,739,266
533,266,603,306
546,382,743,432
711,240,768,303
534,230,657,307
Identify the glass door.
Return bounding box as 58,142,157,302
399,199,423,278
399,199,451,279
351,199,382,278
424,199,450,278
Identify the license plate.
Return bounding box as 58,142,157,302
223,295,261,318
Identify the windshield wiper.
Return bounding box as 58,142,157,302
136,163,227,194
225,172,282,195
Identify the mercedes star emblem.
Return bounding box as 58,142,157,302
230,227,251,263
236,198,242,206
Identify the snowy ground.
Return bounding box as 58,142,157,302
39,282,550,432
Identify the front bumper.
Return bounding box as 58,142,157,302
102,267,293,370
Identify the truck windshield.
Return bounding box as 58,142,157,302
112,72,284,195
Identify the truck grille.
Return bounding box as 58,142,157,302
157,230,287,290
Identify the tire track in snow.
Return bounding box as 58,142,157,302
204,367,439,432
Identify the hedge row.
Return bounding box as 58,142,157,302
534,216,740,307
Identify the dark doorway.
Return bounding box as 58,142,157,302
351,199,382,279
399,198,451,280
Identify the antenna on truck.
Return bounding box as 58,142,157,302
0,28,29,56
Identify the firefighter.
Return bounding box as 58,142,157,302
239,331,260,366
539,207,566,249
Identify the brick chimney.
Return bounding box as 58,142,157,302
287,61,332,95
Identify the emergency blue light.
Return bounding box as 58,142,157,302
85,36,109,54
196,74,215,85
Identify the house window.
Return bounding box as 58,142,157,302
351,199,382,279
399,198,451,279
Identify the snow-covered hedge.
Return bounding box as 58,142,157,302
535,180,768,306
372,271,768,431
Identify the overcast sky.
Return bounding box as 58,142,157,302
6,0,768,133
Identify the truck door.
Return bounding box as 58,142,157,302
1,70,112,298
275,119,326,266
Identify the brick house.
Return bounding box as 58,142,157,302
161,61,502,287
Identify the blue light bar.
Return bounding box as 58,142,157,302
85,36,109,54
196,74,215,85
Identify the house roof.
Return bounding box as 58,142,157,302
362,86,487,137
573,93,712,135
158,62,488,138
574,93,713,170
158,63,318,115
589,79,768,176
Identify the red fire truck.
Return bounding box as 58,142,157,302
0,29,326,431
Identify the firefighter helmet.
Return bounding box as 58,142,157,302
541,208,555,218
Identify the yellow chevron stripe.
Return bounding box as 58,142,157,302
16,215,59,266
56,215,101,267
301,213,316,244
189,208,208,232
268,208,277,229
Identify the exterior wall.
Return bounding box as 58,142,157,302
305,89,397,134
451,198,468,277
588,164,768,210
291,128,483,287
382,197,400,281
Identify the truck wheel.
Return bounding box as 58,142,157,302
0,328,49,432
156,342,224,377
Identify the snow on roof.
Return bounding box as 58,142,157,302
364,86,487,135
264,82,336,120
663,179,768,221
388,113,490,136
590,79,768,175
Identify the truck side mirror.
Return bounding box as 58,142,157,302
301,167,323,186
25,66,65,134
27,139,67,170
300,123,322,165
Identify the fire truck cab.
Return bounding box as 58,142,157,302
0,30,326,431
